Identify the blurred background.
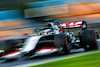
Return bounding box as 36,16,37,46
0,0,100,66
0,0,100,37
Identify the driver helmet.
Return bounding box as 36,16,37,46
40,29,53,35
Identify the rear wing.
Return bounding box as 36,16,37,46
60,21,87,30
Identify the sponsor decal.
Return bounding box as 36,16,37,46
60,21,82,28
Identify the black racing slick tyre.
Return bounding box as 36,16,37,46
4,40,18,54
54,34,70,54
81,30,99,51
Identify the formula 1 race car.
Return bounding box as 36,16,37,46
0,20,99,61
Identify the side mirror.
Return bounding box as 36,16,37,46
82,21,87,30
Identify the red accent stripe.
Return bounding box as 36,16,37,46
2,50,20,56
36,47,58,52
59,30,64,32
22,33,29,36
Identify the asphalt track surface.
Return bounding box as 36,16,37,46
0,40,100,67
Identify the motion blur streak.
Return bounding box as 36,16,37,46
51,2,100,21
25,1,100,22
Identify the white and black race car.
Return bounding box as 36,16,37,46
0,20,99,61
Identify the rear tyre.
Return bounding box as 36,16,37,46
4,40,18,54
54,34,70,54
81,30,99,51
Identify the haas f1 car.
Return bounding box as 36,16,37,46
0,21,99,61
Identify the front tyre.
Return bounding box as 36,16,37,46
54,34,70,54
4,40,18,54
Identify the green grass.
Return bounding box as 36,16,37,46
30,52,100,67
